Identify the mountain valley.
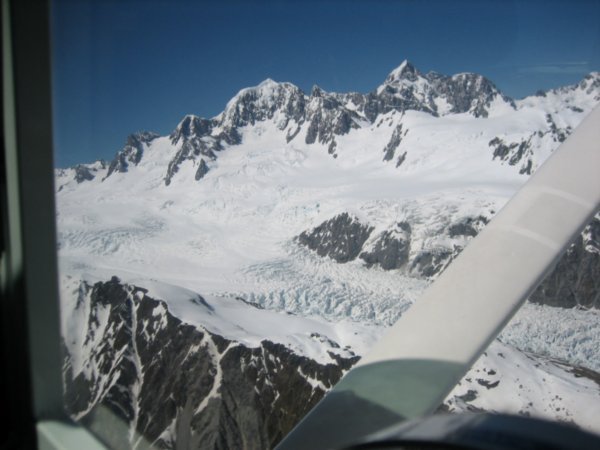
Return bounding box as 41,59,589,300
55,61,600,449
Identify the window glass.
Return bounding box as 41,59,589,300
51,1,600,448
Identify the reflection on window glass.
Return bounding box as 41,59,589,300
51,0,600,448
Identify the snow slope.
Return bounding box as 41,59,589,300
55,63,600,435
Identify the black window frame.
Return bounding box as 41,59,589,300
1,0,105,448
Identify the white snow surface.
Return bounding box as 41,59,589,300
59,270,376,367
56,71,600,432
447,339,600,433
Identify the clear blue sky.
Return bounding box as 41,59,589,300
51,0,600,167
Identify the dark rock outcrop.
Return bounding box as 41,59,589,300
296,208,599,312
410,248,456,279
488,111,576,176
105,132,160,178
74,164,99,183
545,114,572,144
375,61,515,118
359,222,411,270
448,216,489,238
56,160,108,190
223,81,306,129
431,72,514,118
170,115,213,144
97,66,600,187
489,136,535,175
297,213,374,263
195,159,210,181
165,116,222,185
530,216,600,309
303,93,360,155
64,277,358,450
383,124,405,162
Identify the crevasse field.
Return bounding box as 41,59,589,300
56,67,600,432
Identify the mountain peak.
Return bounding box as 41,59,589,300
126,131,160,147
311,85,324,97
579,71,600,95
224,78,288,113
258,78,279,88
104,131,159,179
171,114,212,143
235,78,284,98
385,60,420,84
178,113,200,124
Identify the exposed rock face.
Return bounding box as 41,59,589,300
74,67,599,191
488,112,576,176
410,248,456,279
382,124,406,163
489,136,535,175
297,213,374,263
551,71,600,102
530,216,600,308
360,222,411,270
432,72,514,118
98,61,524,187
376,61,515,118
447,216,489,238
222,80,306,129
195,159,210,181
304,101,359,156
64,277,357,450
73,164,97,183
545,114,572,143
55,160,107,191
297,210,599,311
170,115,213,143
105,132,160,178
296,213,489,277
165,116,222,185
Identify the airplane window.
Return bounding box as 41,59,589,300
50,0,600,449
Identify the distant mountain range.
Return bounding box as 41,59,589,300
58,60,599,186
56,61,600,449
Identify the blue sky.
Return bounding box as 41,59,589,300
52,0,600,167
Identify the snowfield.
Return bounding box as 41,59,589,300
56,64,600,436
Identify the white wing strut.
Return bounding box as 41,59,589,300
277,105,600,450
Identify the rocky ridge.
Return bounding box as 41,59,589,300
530,215,600,309
296,212,490,279
105,132,160,179
63,274,600,450
64,277,357,450
56,62,600,190
55,62,600,448
296,211,599,309
134,60,516,177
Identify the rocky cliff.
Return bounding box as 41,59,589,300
64,277,358,450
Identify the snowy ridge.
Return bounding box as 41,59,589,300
60,271,600,436
446,339,600,432
60,271,372,367
55,62,600,443
56,62,598,188
61,275,359,449
380,60,515,118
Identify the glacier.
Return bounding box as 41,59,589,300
55,61,600,448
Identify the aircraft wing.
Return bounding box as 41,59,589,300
276,105,600,450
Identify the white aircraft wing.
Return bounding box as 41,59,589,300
276,105,600,450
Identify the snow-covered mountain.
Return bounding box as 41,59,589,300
55,61,600,449
61,276,364,450
56,61,598,192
